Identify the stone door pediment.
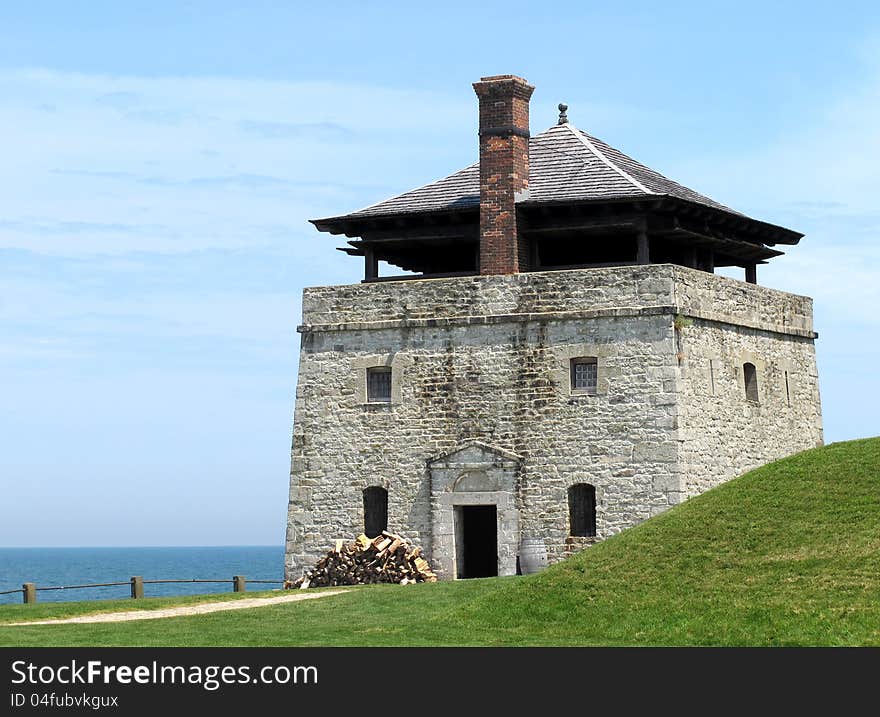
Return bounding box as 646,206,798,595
427,441,521,579
428,440,520,471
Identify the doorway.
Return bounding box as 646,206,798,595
454,505,498,579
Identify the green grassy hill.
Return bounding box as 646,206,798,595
3,437,879,646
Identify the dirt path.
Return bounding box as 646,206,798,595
6,590,348,626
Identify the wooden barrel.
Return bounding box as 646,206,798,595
518,537,548,575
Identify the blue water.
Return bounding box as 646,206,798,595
0,546,284,604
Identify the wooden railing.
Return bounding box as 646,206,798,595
0,576,285,604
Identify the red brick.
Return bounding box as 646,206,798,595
473,75,534,275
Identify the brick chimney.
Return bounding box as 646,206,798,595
473,74,535,275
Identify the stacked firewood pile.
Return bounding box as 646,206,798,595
287,532,438,589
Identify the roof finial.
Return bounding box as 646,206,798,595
557,103,568,125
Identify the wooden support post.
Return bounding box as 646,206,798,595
745,263,757,284
364,248,378,281
636,229,650,264
528,239,539,272
23,583,36,604
703,249,715,273
233,575,246,593
130,576,144,600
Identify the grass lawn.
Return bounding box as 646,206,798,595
2,437,879,647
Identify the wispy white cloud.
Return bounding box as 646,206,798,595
0,68,474,255
652,61,880,333
92,91,141,109
238,119,355,140
0,219,165,235
669,71,880,214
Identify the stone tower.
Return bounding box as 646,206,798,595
285,75,823,581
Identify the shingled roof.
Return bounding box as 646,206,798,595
313,75,803,281
316,121,744,223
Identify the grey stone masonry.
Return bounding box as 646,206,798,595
284,264,822,580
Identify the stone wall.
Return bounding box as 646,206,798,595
299,265,677,328
671,265,814,337
298,264,814,334
676,320,823,498
285,264,822,580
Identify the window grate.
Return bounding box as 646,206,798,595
367,367,392,403
570,358,598,393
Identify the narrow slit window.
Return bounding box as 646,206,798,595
709,359,716,396
568,484,597,537
570,357,598,394
784,370,791,406
743,362,759,403
363,486,388,538
367,367,392,403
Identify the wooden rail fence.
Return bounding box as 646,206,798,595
0,576,285,604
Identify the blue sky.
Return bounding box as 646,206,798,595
2,2,879,547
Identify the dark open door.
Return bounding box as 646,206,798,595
456,505,498,579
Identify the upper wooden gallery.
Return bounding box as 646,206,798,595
311,75,802,285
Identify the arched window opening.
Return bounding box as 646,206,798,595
743,362,759,403
568,483,597,537
363,486,388,538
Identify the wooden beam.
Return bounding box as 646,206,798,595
662,224,783,261
358,225,478,242
745,263,757,284
364,247,378,281
519,216,640,235
529,238,539,271
698,247,715,273
637,228,650,264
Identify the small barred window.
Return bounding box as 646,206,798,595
570,358,598,394
367,367,392,403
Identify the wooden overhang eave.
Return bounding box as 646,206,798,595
517,195,803,246
311,195,802,257
310,205,479,238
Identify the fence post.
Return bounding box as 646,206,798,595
131,576,144,599
233,575,246,593
23,583,36,604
